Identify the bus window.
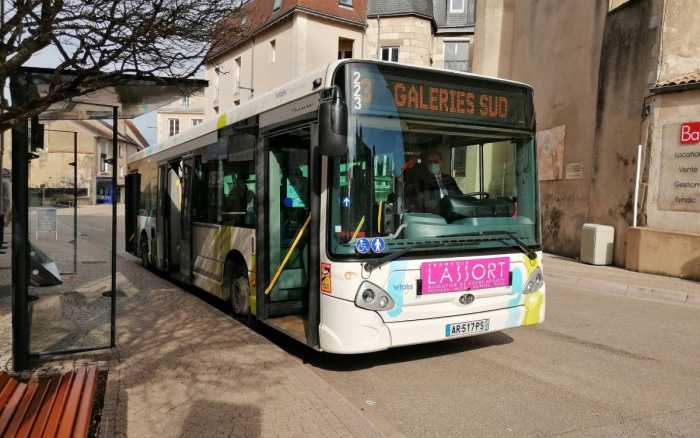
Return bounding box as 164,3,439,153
221,160,255,227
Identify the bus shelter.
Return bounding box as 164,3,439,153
9,67,206,371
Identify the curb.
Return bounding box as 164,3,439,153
545,271,700,306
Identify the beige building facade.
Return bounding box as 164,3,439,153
156,93,206,144
28,119,146,205
472,0,700,280
204,0,367,118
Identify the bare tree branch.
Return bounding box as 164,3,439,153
0,0,243,132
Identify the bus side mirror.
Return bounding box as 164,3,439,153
319,88,348,156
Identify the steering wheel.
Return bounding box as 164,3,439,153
464,191,490,200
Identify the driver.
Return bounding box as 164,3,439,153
405,150,462,213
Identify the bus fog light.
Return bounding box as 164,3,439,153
523,267,544,294
355,281,395,311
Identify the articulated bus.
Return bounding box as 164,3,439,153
125,60,545,353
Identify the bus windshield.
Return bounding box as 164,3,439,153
328,63,539,257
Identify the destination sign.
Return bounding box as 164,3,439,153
347,63,533,129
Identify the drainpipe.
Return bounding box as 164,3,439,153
376,14,381,60
632,143,643,228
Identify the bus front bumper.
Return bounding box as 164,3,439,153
319,294,543,354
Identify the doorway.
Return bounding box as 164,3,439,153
263,127,311,341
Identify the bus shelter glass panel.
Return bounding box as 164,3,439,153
27,128,112,354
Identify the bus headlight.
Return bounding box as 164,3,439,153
355,281,395,311
523,267,544,294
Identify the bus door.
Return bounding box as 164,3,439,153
167,160,183,273
124,172,140,255
156,164,168,270
262,126,311,341
179,157,194,280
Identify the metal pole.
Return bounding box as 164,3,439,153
11,119,30,371
111,107,117,347
633,144,643,228
0,0,6,243
73,132,78,273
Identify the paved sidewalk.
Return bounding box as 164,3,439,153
0,238,387,437
97,256,386,438
544,254,700,306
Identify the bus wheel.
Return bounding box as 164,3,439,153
226,260,250,317
140,235,150,269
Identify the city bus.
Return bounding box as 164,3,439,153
125,59,545,353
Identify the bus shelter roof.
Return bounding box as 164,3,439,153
14,66,208,120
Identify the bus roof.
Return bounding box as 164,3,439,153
129,60,533,164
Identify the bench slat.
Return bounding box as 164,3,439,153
72,367,97,438
0,373,10,392
55,367,86,438
0,382,27,436
16,378,52,438
41,372,75,438
4,379,40,437
0,377,19,411
28,376,62,438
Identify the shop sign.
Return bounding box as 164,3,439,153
658,123,700,212
680,121,700,144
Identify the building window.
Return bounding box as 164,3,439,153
273,0,281,11
99,142,109,173
444,40,470,72
338,38,354,59
182,96,190,109
339,0,352,6
192,119,203,127
381,46,399,63
234,57,241,90
450,0,465,13
270,40,276,63
169,118,180,136
119,144,124,158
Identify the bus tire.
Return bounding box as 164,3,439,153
140,234,150,269
226,259,250,317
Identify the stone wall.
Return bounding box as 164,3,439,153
364,16,433,67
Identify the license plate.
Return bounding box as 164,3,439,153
445,319,490,337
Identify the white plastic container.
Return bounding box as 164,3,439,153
580,223,615,265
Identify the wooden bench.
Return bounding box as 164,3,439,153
0,366,98,438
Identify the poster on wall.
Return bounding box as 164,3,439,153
536,125,565,181
658,122,700,212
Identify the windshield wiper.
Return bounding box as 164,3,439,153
363,247,421,272
436,230,537,260
363,239,481,272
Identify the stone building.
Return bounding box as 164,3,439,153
472,0,700,280
204,0,367,119
28,119,147,205
365,0,475,70
203,0,475,118
156,93,206,144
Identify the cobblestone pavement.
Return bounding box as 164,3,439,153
98,256,387,438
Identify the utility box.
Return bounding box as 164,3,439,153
580,224,615,265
